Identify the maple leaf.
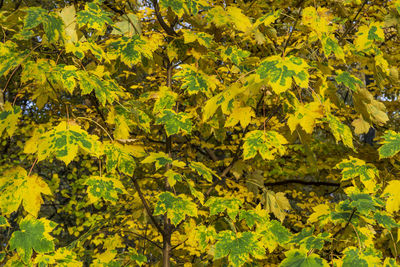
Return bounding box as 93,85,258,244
0,41,29,77
107,35,157,67
154,192,197,225
141,152,172,170
341,247,381,267
155,109,192,136
335,70,363,92
76,2,112,33
243,130,287,160
205,197,242,220
9,216,56,263
24,121,102,165
262,190,291,222
85,175,126,204
104,142,136,176
287,101,324,134
354,22,385,53
280,248,329,267
0,167,52,217
378,131,400,158
225,102,255,128
383,180,400,213
326,114,354,149
0,102,21,137
256,55,309,94
182,30,214,47
258,220,292,252
189,161,220,182
23,7,65,43
173,64,216,97
336,157,380,193
214,231,264,267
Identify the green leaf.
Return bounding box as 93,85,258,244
220,46,251,66
379,131,400,158
322,34,345,61
341,247,381,267
195,225,216,251
327,114,354,149
182,30,213,47
335,71,363,92
107,35,156,67
0,41,29,77
256,55,309,94
48,65,79,94
383,258,400,267
239,210,266,228
85,175,126,204
153,192,197,225
243,130,287,160
374,212,399,230
0,102,21,137
290,228,330,250
76,2,113,33
9,216,56,264
214,231,264,267
159,0,208,16
189,161,220,182
164,169,183,187
336,157,379,193
78,71,124,106
155,109,192,136
153,86,177,114
258,220,292,252
279,249,329,267
24,121,102,165
205,197,242,220
354,22,384,53
141,152,172,170
23,7,65,43
104,142,136,176
0,167,52,217
173,64,216,97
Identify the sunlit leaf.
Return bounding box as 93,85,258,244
155,109,192,136
256,55,309,94
0,102,21,137
0,167,52,217
24,121,102,165
280,248,329,267
76,2,112,33
173,64,216,97
10,216,56,263
154,192,197,225
205,197,242,220
379,131,400,158
327,114,354,149
243,130,287,160
214,231,264,267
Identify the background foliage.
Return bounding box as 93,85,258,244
0,0,400,266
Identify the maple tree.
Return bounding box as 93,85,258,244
0,0,400,266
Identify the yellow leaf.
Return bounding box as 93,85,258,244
352,116,370,135
225,102,255,128
287,101,324,134
383,180,400,213
263,190,291,222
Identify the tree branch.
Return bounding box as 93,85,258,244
265,179,341,187
152,0,178,36
131,177,165,236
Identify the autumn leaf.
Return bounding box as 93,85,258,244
85,175,126,204
154,192,197,225
24,121,102,165
243,130,287,160
0,167,52,217
9,216,56,263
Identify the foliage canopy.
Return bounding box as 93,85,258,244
1,0,400,266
